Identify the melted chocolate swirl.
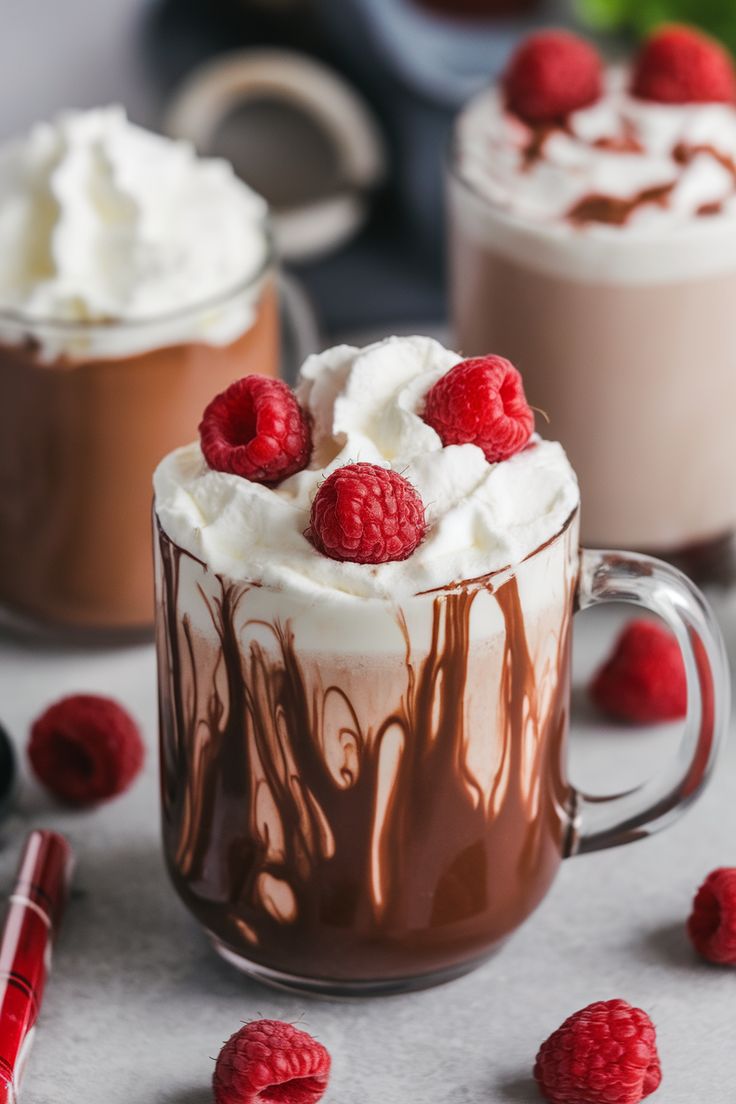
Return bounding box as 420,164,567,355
155,523,576,984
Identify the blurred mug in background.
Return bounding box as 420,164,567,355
0,107,280,638
449,26,736,583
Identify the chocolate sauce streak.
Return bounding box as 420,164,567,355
522,124,561,169
155,526,575,983
592,129,644,155
568,183,675,227
559,135,736,227
523,117,645,172
673,141,736,183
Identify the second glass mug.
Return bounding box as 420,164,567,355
0,227,304,639
448,160,736,582
155,508,728,996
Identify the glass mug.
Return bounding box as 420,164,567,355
0,233,316,639
448,156,736,584
154,508,728,995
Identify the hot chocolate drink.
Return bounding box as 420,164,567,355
450,27,736,569
154,336,727,994
154,336,580,989
0,107,278,633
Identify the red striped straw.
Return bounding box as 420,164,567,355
0,831,74,1103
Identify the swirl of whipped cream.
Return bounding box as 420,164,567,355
154,336,579,601
0,106,269,355
456,68,736,228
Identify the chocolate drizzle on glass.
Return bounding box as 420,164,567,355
155,521,576,985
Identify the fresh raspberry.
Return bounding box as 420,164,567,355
534,999,662,1104
503,30,603,123
199,375,312,485
688,867,736,964
28,694,144,807
632,25,736,104
307,462,426,564
423,355,534,463
213,1019,330,1104
590,619,687,724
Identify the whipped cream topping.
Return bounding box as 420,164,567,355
456,69,736,230
0,107,269,355
154,336,579,602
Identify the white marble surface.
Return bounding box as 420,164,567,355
0,599,733,1104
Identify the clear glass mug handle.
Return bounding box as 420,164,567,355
568,548,730,856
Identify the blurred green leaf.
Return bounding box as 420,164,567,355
575,0,632,30
576,0,736,52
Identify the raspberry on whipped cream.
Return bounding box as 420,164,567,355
307,462,427,563
632,25,736,106
423,354,534,462
199,376,312,485
154,336,579,600
503,30,603,124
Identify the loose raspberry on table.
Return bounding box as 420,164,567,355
423,355,534,463
503,30,603,123
213,1019,330,1104
534,999,662,1104
199,375,312,485
688,867,736,965
28,694,144,807
632,25,736,104
307,462,426,564
590,619,687,724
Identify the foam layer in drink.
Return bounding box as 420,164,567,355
155,513,578,981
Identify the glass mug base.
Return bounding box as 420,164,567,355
210,937,501,997
0,600,154,647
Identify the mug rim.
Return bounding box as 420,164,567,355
154,504,580,604
416,504,579,597
0,216,276,336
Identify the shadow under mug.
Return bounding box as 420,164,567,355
155,508,729,996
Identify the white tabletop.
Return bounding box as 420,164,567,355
0,598,733,1104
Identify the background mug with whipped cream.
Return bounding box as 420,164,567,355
153,336,728,995
0,107,285,636
450,30,736,582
